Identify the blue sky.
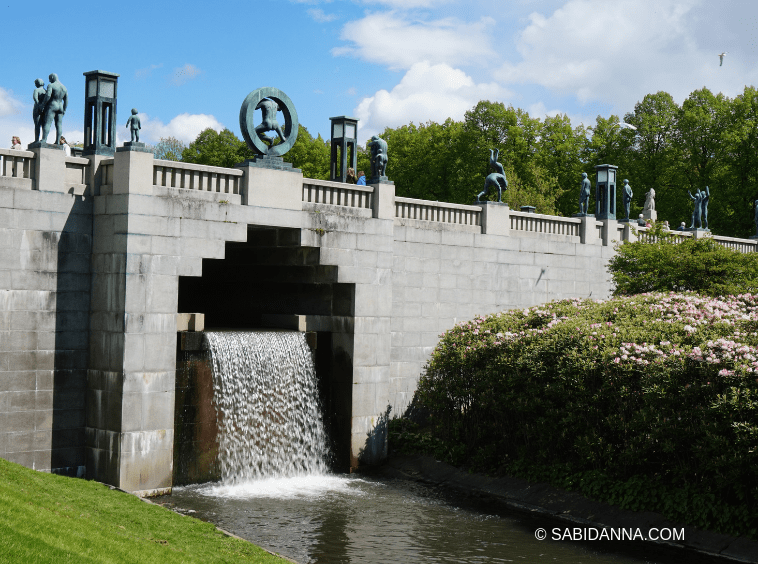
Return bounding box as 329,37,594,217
2,0,757,150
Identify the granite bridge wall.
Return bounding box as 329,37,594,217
1,145,755,494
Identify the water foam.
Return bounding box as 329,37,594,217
205,331,330,484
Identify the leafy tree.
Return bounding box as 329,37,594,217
182,128,252,168
153,137,187,161
719,86,758,237
535,113,587,216
287,126,330,180
608,224,758,296
623,92,680,223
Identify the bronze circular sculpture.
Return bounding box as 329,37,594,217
239,87,299,157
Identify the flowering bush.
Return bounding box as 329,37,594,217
416,292,758,535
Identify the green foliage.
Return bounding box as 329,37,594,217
286,126,331,180
182,128,252,168
0,457,288,563
609,223,758,296
413,293,758,537
153,136,187,161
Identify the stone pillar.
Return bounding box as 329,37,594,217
113,144,154,195
87,143,174,496
622,222,637,243
85,154,110,196
578,215,598,245
236,158,303,209
477,202,510,236
602,219,618,246
370,180,395,219
29,143,66,193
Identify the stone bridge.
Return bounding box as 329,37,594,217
1,146,755,494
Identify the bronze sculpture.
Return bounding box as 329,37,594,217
578,172,591,214
368,135,388,182
39,73,68,145
476,148,508,203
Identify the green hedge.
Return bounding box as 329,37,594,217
608,224,758,296
413,293,758,537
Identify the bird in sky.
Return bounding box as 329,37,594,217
719,52,728,66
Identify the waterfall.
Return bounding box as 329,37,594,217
204,331,330,483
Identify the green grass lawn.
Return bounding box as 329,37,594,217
0,457,291,563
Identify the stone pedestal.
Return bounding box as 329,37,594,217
370,180,395,219
577,214,598,245
114,145,154,195
688,228,711,239
643,209,657,222
121,142,153,153
477,201,509,236
29,143,66,193
236,159,303,209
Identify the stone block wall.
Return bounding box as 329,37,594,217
0,186,92,476
388,221,615,415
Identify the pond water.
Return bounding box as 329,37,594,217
159,473,718,564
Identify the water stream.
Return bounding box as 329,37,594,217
160,331,720,563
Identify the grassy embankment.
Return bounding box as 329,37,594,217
391,292,758,539
0,457,289,563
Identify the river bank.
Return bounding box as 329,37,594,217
377,454,758,563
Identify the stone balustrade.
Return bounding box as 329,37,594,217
302,178,374,210
712,234,758,253
0,148,35,190
153,159,243,194
15,148,758,252
394,196,481,226
509,210,581,237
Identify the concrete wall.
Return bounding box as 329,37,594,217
0,152,92,475
388,220,614,414
2,146,754,493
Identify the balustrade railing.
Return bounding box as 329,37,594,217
153,160,242,194
713,235,758,253
509,210,580,237
0,148,34,190
395,197,481,226
302,178,373,210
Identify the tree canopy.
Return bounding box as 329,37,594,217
179,85,758,237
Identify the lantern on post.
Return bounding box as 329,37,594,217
595,164,618,220
329,116,358,182
83,70,119,156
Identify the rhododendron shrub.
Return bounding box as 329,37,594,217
418,292,758,521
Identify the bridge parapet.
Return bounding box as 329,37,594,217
0,148,35,190
153,159,243,195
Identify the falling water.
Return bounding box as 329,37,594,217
204,331,330,483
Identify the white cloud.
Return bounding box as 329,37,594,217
493,0,758,112
307,8,338,22
355,61,511,141
171,64,202,87
0,87,24,118
333,12,496,70
356,0,453,6
135,64,163,80
138,113,224,144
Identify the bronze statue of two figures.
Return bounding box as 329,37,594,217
33,74,68,145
